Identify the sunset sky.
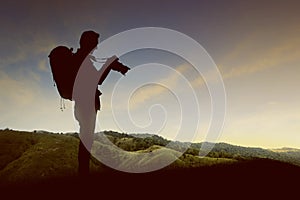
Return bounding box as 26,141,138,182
1,0,300,149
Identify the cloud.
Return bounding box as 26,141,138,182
128,64,189,109
220,33,300,80
0,70,39,108
0,31,57,69
219,34,259,65
0,68,76,132
38,59,50,72
222,103,300,148
190,68,221,88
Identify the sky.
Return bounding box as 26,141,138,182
0,0,300,148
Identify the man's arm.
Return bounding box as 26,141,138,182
97,55,130,85
97,56,117,85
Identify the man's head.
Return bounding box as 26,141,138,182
79,30,100,51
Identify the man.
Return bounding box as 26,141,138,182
73,30,101,177
73,30,129,176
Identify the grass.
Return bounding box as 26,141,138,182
0,130,103,185
1,129,300,194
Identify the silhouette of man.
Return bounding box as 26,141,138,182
73,30,129,177
73,31,107,176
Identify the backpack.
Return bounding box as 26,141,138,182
48,46,80,100
48,45,129,111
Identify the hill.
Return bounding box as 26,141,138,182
0,129,104,185
98,130,300,167
1,129,300,195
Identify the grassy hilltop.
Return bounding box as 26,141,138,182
1,129,300,194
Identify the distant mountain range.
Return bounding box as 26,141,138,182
1,129,300,189
95,130,300,167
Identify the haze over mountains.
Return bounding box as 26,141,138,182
1,129,300,184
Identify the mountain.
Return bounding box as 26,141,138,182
97,130,300,167
0,129,104,185
1,129,300,193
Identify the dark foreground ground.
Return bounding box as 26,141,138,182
2,158,300,199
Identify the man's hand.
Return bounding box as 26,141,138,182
97,55,130,85
109,56,130,75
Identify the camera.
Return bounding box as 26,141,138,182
108,55,130,75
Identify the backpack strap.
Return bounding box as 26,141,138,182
60,98,66,111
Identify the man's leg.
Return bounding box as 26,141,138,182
75,104,96,177
78,139,91,177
